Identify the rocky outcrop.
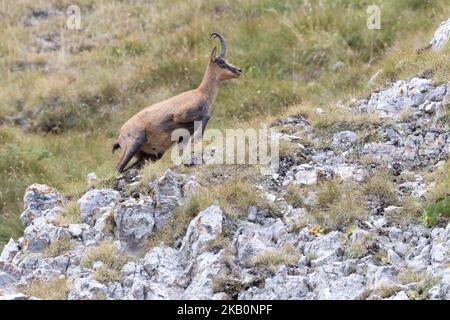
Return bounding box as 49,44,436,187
430,18,450,51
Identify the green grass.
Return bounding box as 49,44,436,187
422,196,450,226
422,161,450,226
1,0,450,247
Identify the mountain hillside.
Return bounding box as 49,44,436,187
0,1,450,300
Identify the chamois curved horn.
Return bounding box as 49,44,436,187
210,32,227,58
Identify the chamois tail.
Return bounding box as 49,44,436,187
112,143,121,154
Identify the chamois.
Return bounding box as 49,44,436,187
113,32,242,173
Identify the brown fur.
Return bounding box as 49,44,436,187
114,34,241,173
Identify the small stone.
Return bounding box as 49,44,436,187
331,131,358,151
294,164,318,185
387,249,401,265
431,242,447,263
68,224,86,238
389,291,409,300
388,227,402,242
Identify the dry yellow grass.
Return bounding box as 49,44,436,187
21,277,68,300
250,243,299,271
81,240,129,283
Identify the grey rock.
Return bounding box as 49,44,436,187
0,271,16,289
388,227,402,242
0,239,19,262
20,184,64,227
0,293,37,300
294,164,319,185
367,266,399,291
431,242,447,263
389,291,409,300
149,169,182,230
22,217,67,252
183,251,225,299
180,205,223,260
238,269,310,300
142,245,185,299
304,231,343,267
430,18,450,51
235,219,287,261
387,249,401,265
313,273,366,300
114,197,154,249
332,131,358,151
68,277,108,300
78,189,119,226
107,282,124,300
68,224,89,238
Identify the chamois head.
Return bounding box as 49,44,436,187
209,32,242,81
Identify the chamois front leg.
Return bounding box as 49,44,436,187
116,132,146,173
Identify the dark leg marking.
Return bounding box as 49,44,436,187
116,133,146,173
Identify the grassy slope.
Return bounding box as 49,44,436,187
0,0,449,245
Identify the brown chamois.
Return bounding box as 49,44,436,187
113,32,242,173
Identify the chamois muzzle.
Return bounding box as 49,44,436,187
210,32,227,57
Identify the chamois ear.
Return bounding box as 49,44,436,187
210,47,217,62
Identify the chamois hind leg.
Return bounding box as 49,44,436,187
127,152,163,171
116,133,146,173
125,151,148,171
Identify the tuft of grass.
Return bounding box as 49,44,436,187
311,180,367,230
217,177,276,219
422,161,450,226
386,197,422,226
421,196,450,227
21,277,68,300
375,285,401,299
81,240,128,284
93,265,121,283
56,201,81,226
315,179,342,208
249,243,299,271
145,192,214,248
278,141,297,158
363,171,399,206
212,275,244,299
44,236,73,258
398,270,431,285
343,232,375,259
399,270,438,300
284,183,304,208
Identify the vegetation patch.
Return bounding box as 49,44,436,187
81,240,129,284
21,277,69,300
311,180,367,231
44,236,73,258
249,243,299,271
421,196,450,226
56,201,81,226
363,171,400,207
